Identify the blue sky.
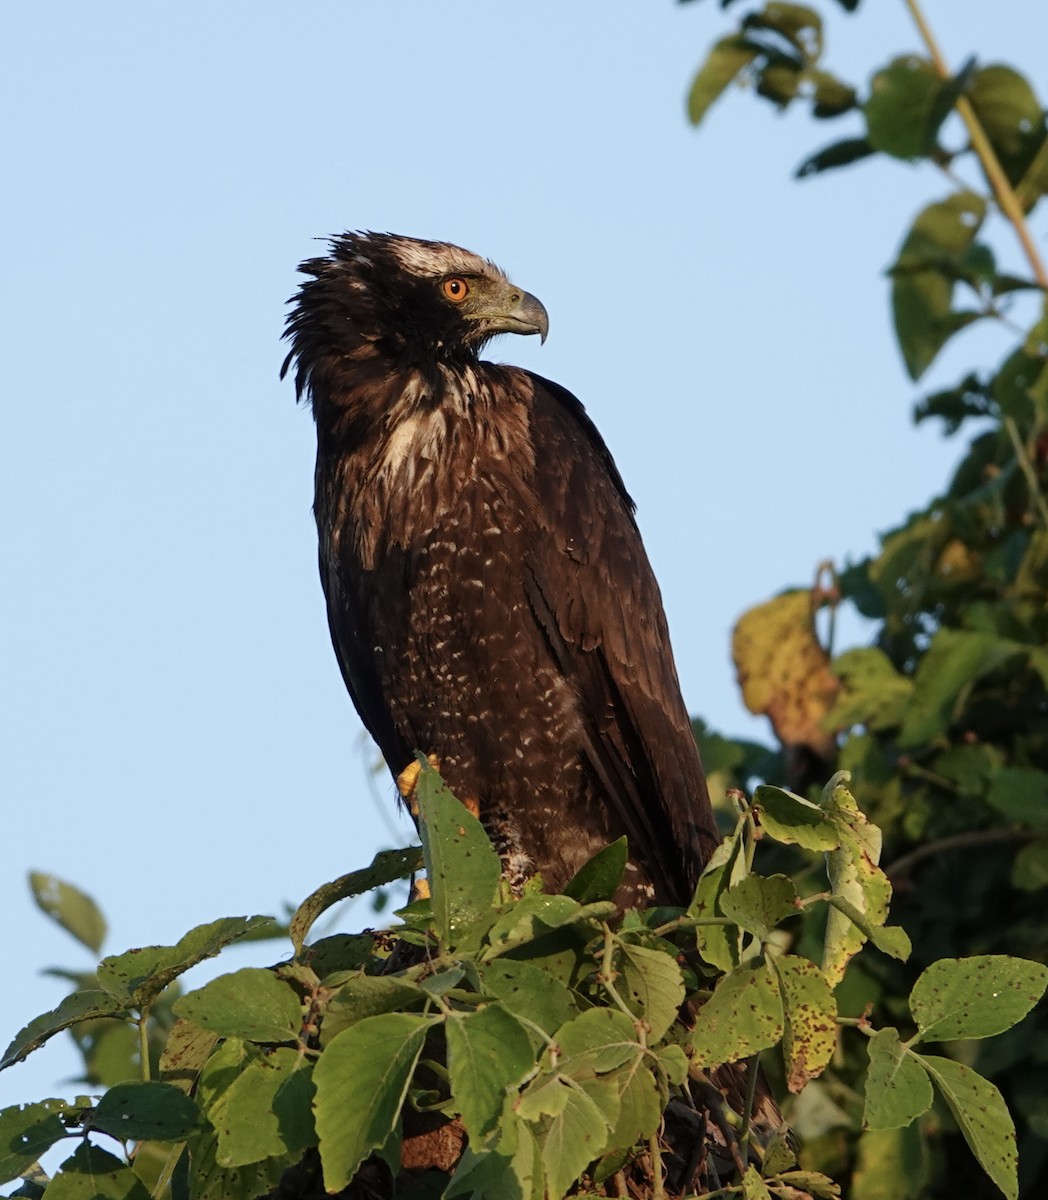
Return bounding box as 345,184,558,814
4,2,1047,1111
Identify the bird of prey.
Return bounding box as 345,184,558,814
282,232,719,908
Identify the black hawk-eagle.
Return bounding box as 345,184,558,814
282,233,719,908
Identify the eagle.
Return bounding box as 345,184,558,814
281,232,719,908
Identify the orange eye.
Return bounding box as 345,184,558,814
442,277,470,302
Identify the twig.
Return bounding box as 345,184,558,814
886,827,1034,881
902,0,1048,290
1004,416,1048,529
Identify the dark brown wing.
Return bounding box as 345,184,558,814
521,371,718,903
317,547,413,779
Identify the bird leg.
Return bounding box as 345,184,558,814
396,754,481,819
397,754,442,815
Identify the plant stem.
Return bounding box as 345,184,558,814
138,1008,152,1083
886,826,1034,881
648,1132,666,1200
736,1053,761,1162
902,0,1048,289
1004,415,1048,528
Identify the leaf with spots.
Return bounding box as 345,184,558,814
690,965,784,1068
688,829,746,972
477,960,575,1040
90,1082,201,1142
289,846,423,954
95,916,277,1008
173,969,303,1045
43,1143,151,1200
614,940,685,1042
720,873,799,941
773,955,837,1092
822,775,893,986
863,1028,933,1129
918,1054,1019,1200
0,1100,72,1184
910,956,1048,1043
1,990,128,1071
415,761,501,951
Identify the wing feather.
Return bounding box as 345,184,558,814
522,372,718,900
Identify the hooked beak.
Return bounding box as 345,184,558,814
470,287,549,344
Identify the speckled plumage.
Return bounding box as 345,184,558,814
282,232,719,907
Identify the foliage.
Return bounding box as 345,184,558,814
3,766,1043,1200
686,0,1048,1195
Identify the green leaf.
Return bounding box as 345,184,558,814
852,1124,929,1200
320,974,427,1045
863,1028,933,1129
740,1165,773,1200
554,1008,639,1075
822,778,892,986
687,35,760,126
864,56,945,158
445,1110,542,1200
563,839,628,904
312,1011,430,1191
1012,835,1048,892
2,991,127,1071
899,628,1019,747
614,941,685,1043
688,833,746,971
795,136,875,178
690,966,784,1068
910,955,1048,1042
90,1082,200,1142
605,1061,662,1149
825,648,913,733
967,65,1047,187
447,1004,535,1140
158,1018,219,1095
184,1120,288,1200
477,961,575,1039
173,969,302,1044
484,895,584,957
43,1144,151,1200
216,1049,315,1167
890,192,988,380
96,916,276,1008
744,3,823,62
415,762,501,950
918,1054,1018,1199
774,954,837,1092
720,873,798,940
0,1102,70,1184
826,897,911,963
752,785,840,851
28,873,106,954
526,1083,609,1200
653,1045,687,1090
985,767,1048,829
290,847,423,954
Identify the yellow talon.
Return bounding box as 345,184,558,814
411,877,431,901
397,754,441,816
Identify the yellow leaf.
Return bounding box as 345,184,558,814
732,590,840,755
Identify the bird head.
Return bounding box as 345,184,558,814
282,232,548,398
